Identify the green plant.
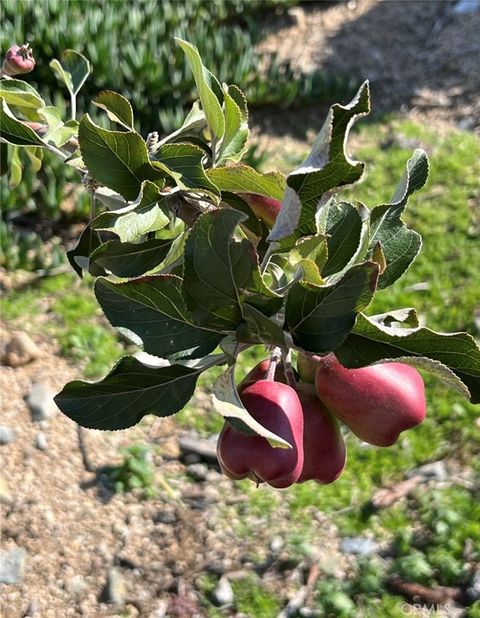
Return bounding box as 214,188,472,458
103,444,156,498
1,39,479,492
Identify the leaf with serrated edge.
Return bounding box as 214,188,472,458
237,304,286,346
0,98,46,147
78,114,165,200
369,149,429,288
335,313,480,403
157,100,207,148
183,209,281,331
218,84,249,165
54,356,202,430
207,164,286,201
269,81,370,245
95,275,223,360
371,308,419,328
153,142,220,202
212,366,291,448
89,238,172,278
285,261,379,353
93,90,134,130
175,39,224,140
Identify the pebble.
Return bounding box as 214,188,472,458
187,463,208,481
0,547,27,585
0,425,15,445
26,383,58,421
340,537,379,556
102,567,127,606
1,331,42,367
211,575,234,607
0,476,12,504
408,461,447,482
35,432,48,451
467,569,480,601
65,574,88,597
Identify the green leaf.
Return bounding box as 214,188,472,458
212,366,291,448
157,100,207,148
183,209,281,331
323,201,370,277
335,313,480,403
94,203,170,243
370,308,420,328
175,38,225,140
54,356,202,430
207,164,286,201
38,106,78,148
284,261,379,353
0,98,46,147
9,145,22,187
236,303,286,347
0,79,45,120
95,276,223,360
89,238,172,278
369,149,429,288
67,221,103,278
218,84,249,165
268,81,370,245
78,114,165,200
153,143,220,201
25,146,43,173
93,90,134,130
50,50,91,96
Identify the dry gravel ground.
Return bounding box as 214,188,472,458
257,0,480,129
0,329,347,618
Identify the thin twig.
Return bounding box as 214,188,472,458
281,348,297,388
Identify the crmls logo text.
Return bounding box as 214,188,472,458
401,603,452,616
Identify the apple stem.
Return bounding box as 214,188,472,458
281,349,297,388
266,346,282,381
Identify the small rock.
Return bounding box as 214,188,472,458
187,463,208,481
408,461,447,482
0,547,27,584
0,476,12,504
26,383,58,421
453,0,480,14
211,575,234,607
102,567,126,606
154,510,177,525
340,537,379,556
65,574,88,597
184,453,201,465
1,331,42,367
467,569,480,601
35,432,47,451
0,425,15,445
270,536,284,553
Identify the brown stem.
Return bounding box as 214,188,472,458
266,347,282,381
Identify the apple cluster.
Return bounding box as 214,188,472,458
217,354,426,488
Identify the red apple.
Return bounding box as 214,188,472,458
241,193,282,227
295,384,346,484
217,380,304,488
315,355,426,447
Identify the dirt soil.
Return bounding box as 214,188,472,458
256,0,480,130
